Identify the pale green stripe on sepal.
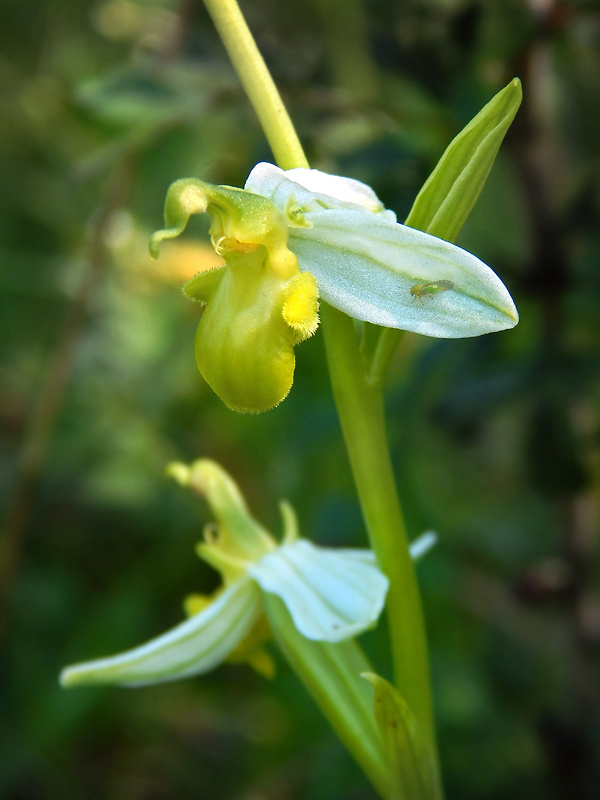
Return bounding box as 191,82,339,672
405,78,522,242
263,594,391,799
289,210,518,338
60,578,262,688
247,539,389,643
362,672,442,800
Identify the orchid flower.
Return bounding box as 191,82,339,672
149,164,518,414
61,459,430,689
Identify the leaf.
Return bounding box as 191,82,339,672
405,78,523,243
362,672,441,800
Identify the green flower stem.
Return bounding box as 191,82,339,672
204,0,439,786
320,302,437,762
203,0,308,171
264,594,391,798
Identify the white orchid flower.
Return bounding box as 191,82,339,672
60,461,437,689
149,164,517,413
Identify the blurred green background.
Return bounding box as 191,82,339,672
1,0,599,798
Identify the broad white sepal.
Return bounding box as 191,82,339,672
245,163,518,338
60,578,262,688
247,539,389,643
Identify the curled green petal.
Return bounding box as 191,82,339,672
362,672,441,800
60,578,262,688
167,459,275,569
150,177,295,274
248,539,389,642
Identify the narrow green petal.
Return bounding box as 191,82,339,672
248,539,389,643
60,578,262,688
362,672,441,800
409,531,437,561
288,208,518,337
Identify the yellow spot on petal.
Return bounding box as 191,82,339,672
282,273,319,340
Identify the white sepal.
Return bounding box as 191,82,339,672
60,578,262,688
247,539,389,643
246,162,518,339
288,208,518,337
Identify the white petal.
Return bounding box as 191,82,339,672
340,533,437,565
288,208,518,337
409,531,438,561
60,578,262,688
245,162,396,220
247,539,389,643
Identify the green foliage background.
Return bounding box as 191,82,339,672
1,1,599,798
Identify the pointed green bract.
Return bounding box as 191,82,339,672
405,78,522,242
366,80,522,382
362,672,441,800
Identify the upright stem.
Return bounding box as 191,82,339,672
203,0,439,782
320,304,437,758
203,0,308,171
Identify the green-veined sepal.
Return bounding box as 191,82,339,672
60,578,262,688
246,163,518,338
248,539,389,642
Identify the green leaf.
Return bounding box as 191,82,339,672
362,672,441,800
405,78,523,243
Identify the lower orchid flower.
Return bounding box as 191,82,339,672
60,459,419,689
